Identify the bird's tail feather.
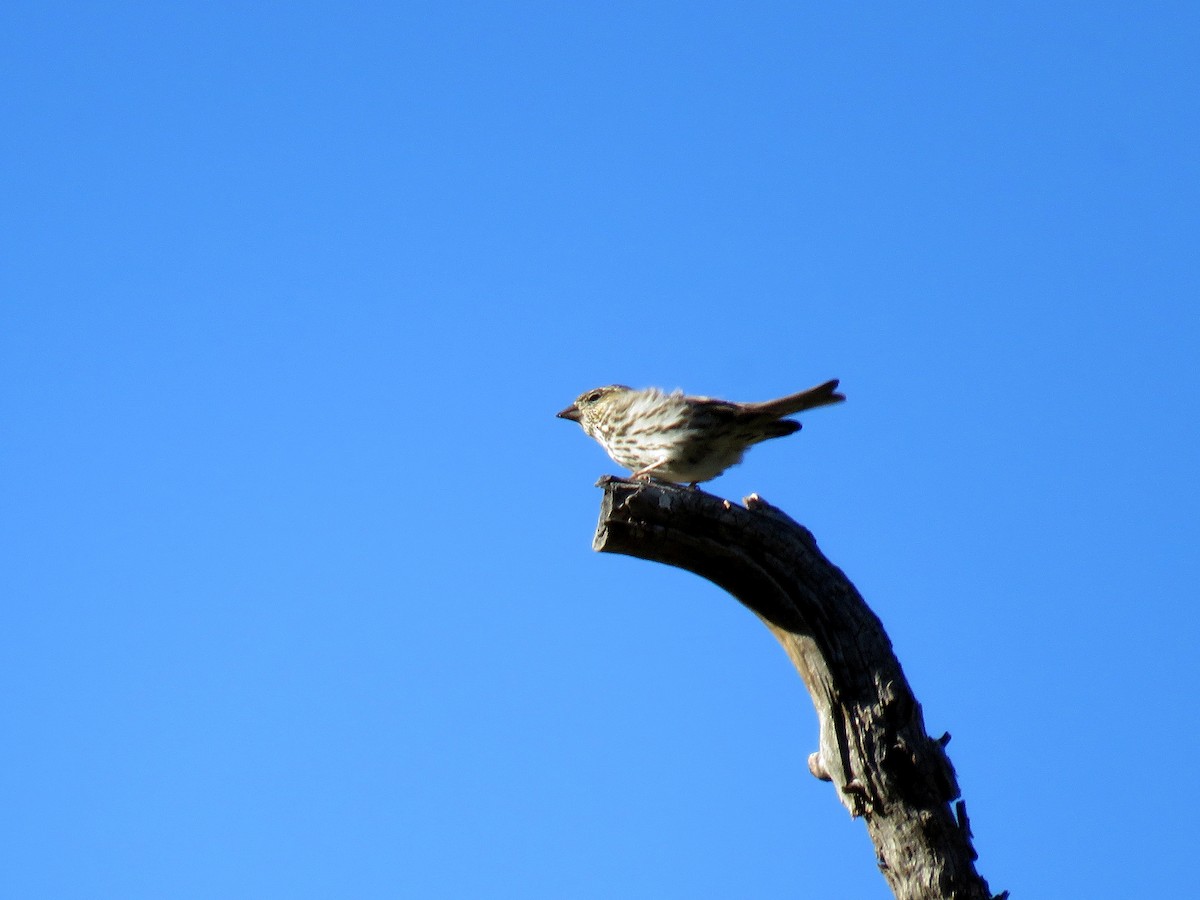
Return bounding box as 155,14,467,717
747,379,845,417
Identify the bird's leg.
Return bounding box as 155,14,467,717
631,459,669,480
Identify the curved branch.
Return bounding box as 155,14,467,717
592,476,1005,900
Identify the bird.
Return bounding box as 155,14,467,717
556,379,844,486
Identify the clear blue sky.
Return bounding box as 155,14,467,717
3,3,1197,897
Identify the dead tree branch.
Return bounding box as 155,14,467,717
591,476,1005,900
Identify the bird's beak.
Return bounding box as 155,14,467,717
556,405,581,422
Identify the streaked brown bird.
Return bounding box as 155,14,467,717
556,379,845,486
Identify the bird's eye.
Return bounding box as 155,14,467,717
586,391,603,403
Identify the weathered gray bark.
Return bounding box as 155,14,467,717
591,476,1006,900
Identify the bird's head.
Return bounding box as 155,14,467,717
556,385,633,436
